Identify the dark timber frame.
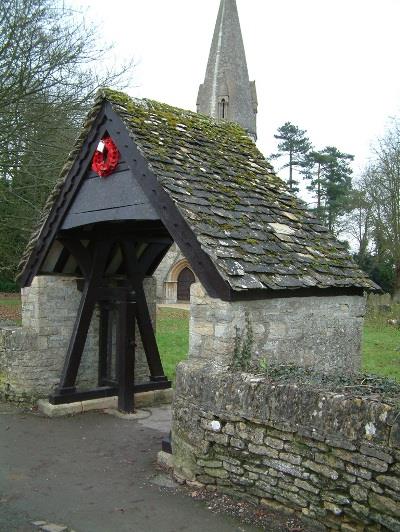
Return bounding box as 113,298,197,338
49,229,172,412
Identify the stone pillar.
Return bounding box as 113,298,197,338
0,276,98,402
188,283,366,372
164,281,178,304
0,275,158,402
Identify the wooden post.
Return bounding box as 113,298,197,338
121,240,168,382
57,239,112,392
98,302,111,386
116,298,136,413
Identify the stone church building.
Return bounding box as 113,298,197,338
154,0,257,303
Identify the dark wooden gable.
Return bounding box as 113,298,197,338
62,162,159,230
19,102,232,300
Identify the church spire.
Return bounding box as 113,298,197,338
197,0,258,140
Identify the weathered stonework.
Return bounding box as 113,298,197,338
197,0,258,139
0,275,156,402
189,283,366,373
153,243,183,302
172,362,400,531
153,243,198,304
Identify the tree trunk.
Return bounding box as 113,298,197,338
289,151,293,190
392,261,400,303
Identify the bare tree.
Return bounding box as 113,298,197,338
0,0,133,283
363,120,400,301
345,174,372,260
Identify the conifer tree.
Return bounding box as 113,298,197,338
270,122,312,193
302,147,354,233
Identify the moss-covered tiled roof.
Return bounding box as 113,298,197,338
19,88,378,292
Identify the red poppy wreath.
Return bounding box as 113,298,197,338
91,136,120,177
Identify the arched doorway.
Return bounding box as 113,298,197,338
164,258,197,303
177,267,195,301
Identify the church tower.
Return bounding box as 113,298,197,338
197,0,258,140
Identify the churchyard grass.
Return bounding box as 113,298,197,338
156,307,189,382
363,304,400,382
0,295,398,383
0,299,19,307
0,293,21,323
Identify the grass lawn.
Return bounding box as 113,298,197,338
0,293,21,322
363,306,400,382
363,325,400,381
156,307,189,382
0,294,399,383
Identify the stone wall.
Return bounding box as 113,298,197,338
0,275,156,402
173,362,400,531
153,243,198,303
189,283,366,373
153,243,183,302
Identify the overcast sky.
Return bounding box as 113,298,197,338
70,0,400,180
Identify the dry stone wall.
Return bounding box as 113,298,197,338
0,275,156,402
173,362,400,531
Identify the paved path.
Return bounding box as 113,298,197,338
0,403,261,532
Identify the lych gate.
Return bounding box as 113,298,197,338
16,112,181,413
17,91,233,413
47,224,172,412
16,88,376,417
19,133,178,412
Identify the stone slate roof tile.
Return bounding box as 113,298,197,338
19,89,379,293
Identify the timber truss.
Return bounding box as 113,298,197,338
49,223,172,413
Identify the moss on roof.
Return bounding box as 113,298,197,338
19,88,378,292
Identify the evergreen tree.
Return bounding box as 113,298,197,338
302,147,354,233
270,122,312,193
302,150,327,219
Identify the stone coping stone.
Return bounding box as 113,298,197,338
38,388,174,418
175,362,400,446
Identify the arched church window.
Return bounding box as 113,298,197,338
218,98,229,120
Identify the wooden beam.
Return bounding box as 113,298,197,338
98,302,111,386
103,105,232,300
58,222,171,242
53,247,71,274
49,380,171,405
137,243,171,276
58,240,112,391
49,386,118,405
116,299,136,413
121,240,167,380
58,238,92,278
